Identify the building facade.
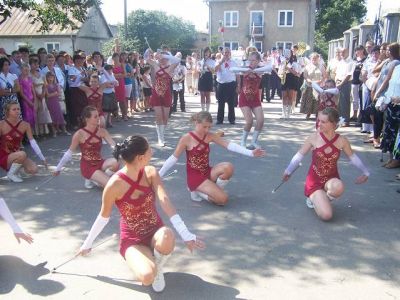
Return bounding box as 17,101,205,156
0,6,113,54
206,0,316,52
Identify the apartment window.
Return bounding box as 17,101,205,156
276,41,293,50
45,42,60,53
250,11,264,35
224,41,239,51
254,41,263,52
278,10,294,27
224,11,239,27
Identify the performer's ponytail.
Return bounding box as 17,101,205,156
113,135,148,163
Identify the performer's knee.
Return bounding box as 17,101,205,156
214,191,228,206
25,164,38,175
318,210,333,221
110,159,119,171
139,269,156,286
327,178,344,197
222,162,234,178
15,151,27,163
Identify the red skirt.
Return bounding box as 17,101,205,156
150,89,172,107
187,165,212,191
80,159,105,179
239,92,261,108
119,224,163,258
0,148,10,171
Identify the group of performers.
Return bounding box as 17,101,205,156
1,46,371,293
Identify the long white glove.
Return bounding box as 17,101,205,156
159,155,178,177
162,54,180,64
55,149,73,172
349,154,370,176
80,214,110,250
0,197,23,233
285,152,304,175
170,214,196,242
227,142,254,157
29,139,45,161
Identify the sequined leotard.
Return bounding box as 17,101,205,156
186,132,211,191
239,72,262,108
79,127,104,179
305,133,341,197
150,66,172,107
0,120,23,171
115,169,163,258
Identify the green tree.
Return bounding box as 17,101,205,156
315,0,367,59
0,0,100,32
118,9,196,54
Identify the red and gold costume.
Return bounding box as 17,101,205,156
150,66,172,107
186,132,211,191
115,170,163,258
239,72,262,108
79,127,104,179
305,132,341,197
0,120,23,171
87,88,104,116
316,93,337,129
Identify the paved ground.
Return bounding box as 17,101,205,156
0,95,399,300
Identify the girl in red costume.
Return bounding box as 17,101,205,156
53,106,119,189
0,101,47,182
79,74,113,129
311,79,339,129
282,108,369,221
147,50,180,147
159,111,265,205
78,135,205,293
237,51,265,149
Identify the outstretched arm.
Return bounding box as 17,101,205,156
158,136,187,177
0,197,33,244
211,133,266,157
53,132,80,175
149,166,205,252
342,137,369,184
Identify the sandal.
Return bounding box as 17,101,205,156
373,143,381,149
364,138,374,143
385,160,400,169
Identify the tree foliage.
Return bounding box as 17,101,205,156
0,0,100,32
116,9,196,54
315,0,367,59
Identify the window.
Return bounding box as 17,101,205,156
45,42,60,53
250,11,264,35
254,41,263,52
224,11,239,27
278,10,294,27
276,41,293,50
224,41,239,50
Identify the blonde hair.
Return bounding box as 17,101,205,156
190,111,213,124
321,107,339,124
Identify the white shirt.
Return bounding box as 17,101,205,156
0,72,18,89
335,57,353,82
40,66,65,89
216,59,237,83
100,71,117,94
198,58,215,73
67,66,86,87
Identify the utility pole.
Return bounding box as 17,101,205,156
124,0,128,38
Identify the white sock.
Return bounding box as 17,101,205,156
286,105,291,119
160,124,165,143
206,103,210,112
201,103,205,111
197,191,209,201
156,124,162,142
241,130,249,147
216,177,229,189
251,130,260,146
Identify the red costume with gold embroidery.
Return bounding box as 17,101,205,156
316,93,338,129
0,120,23,171
150,66,172,107
79,127,104,179
116,170,163,258
239,72,262,108
87,88,104,116
305,132,341,197
186,132,211,191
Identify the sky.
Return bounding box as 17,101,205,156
365,0,400,21
101,0,209,31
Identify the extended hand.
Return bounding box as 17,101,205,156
76,248,91,257
355,175,368,184
185,237,206,253
14,232,34,244
282,172,290,182
252,148,266,157
52,170,60,176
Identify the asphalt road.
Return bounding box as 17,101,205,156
0,95,399,300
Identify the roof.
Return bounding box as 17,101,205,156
0,8,80,36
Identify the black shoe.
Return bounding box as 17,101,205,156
216,121,223,125
229,121,235,125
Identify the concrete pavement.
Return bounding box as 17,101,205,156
0,95,399,300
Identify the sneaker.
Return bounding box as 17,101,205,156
306,198,314,209
158,140,166,147
190,191,203,202
246,145,256,150
152,267,165,292
7,173,23,183
84,179,95,189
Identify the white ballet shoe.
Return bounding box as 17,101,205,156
152,250,170,292
84,179,95,189
7,163,23,183
306,198,314,209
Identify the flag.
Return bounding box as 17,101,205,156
218,20,224,33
